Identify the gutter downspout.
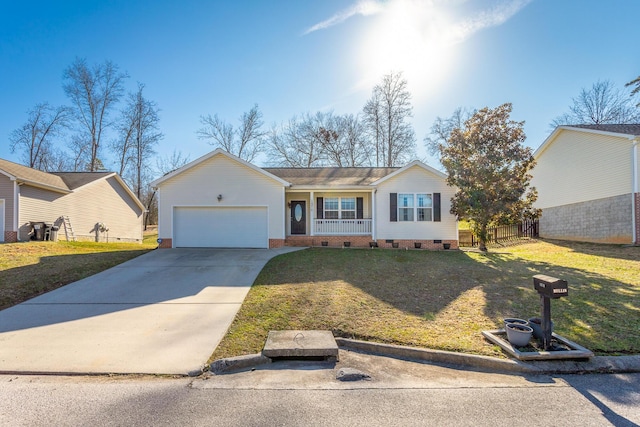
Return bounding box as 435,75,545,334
633,139,639,244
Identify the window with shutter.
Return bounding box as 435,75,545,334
390,193,397,222
433,193,441,222
316,197,324,219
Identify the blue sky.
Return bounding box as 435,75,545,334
1,0,639,171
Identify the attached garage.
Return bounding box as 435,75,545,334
173,206,268,248
151,149,289,249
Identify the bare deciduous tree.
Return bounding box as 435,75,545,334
266,113,324,167
63,58,128,171
362,71,416,167
627,75,640,107
424,107,474,156
267,111,371,167
363,89,383,166
145,150,192,228
198,104,265,163
336,114,369,167
156,149,191,175
552,80,640,127
9,103,69,171
113,83,163,199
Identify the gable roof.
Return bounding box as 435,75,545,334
150,148,291,188
264,167,399,186
371,160,447,185
52,172,113,190
535,124,640,158
0,158,145,211
0,158,71,193
150,149,448,189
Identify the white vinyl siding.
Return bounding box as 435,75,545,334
376,165,457,241
156,154,285,243
18,176,144,242
532,129,634,209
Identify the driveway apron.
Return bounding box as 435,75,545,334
0,248,301,375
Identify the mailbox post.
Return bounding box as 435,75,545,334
533,274,568,350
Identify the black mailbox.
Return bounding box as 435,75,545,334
533,274,568,299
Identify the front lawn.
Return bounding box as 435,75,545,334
0,238,157,310
211,241,640,361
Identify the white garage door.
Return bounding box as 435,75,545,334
173,206,268,248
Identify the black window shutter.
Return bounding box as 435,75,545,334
390,193,397,222
356,197,363,219
317,197,324,219
433,193,441,222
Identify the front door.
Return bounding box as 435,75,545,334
290,201,306,235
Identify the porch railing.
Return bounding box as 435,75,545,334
314,219,372,235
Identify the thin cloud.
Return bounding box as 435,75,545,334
451,0,533,43
304,0,385,34
305,0,532,39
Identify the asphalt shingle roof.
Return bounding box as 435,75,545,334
0,158,113,192
264,167,399,186
568,124,640,136
52,172,112,190
0,158,70,192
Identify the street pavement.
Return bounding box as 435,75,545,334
2,350,639,426
0,248,301,375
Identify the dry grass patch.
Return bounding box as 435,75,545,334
0,238,157,310
211,241,639,361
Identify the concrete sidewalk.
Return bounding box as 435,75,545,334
0,248,301,376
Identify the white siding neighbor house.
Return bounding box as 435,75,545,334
531,124,640,244
0,158,145,243
150,149,459,249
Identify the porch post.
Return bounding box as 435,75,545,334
310,191,315,236
371,189,376,241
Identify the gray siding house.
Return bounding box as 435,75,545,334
0,158,145,243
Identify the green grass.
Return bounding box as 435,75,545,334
211,240,640,361
0,237,157,310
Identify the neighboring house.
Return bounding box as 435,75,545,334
531,124,640,244
0,158,146,243
150,148,458,249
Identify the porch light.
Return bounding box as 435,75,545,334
217,194,223,202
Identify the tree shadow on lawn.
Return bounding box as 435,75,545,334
542,238,640,263
250,246,639,355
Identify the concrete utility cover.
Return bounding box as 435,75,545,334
263,330,339,359
0,248,301,375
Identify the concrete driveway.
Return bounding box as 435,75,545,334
0,248,301,375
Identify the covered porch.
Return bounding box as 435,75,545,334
285,189,375,238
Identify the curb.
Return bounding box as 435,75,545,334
209,339,640,375
209,353,272,374
336,338,640,375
